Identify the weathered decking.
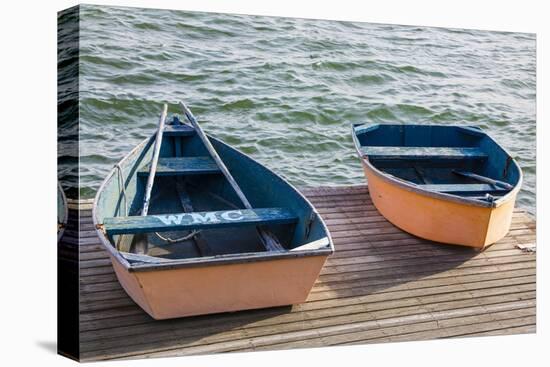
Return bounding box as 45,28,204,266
65,185,536,361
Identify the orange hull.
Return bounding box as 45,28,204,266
362,162,516,249
110,253,328,320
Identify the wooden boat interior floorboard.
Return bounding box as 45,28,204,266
175,178,214,257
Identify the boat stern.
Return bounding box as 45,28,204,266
109,253,329,320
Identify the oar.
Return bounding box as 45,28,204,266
179,102,284,252
129,103,168,254
452,170,514,190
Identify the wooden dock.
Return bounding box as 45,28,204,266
62,185,536,361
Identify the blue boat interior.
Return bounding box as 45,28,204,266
353,124,521,202
96,117,329,262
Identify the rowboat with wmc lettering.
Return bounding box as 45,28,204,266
93,103,333,319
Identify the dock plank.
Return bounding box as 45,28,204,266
68,185,536,361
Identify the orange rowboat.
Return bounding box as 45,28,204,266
352,124,522,249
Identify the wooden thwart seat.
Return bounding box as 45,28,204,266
138,157,221,176
417,183,509,194
360,146,487,160
163,124,195,136
103,208,298,235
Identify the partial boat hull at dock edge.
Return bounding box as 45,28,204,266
57,182,67,242
93,116,333,319
352,124,522,249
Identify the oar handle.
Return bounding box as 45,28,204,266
452,170,514,190
141,104,168,216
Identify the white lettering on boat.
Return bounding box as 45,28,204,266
153,210,245,226
190,212,220,223
220,210,245,221
155,214,184,225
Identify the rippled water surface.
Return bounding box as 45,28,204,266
75,5,536,214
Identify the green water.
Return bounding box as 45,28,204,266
67,5,536,214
